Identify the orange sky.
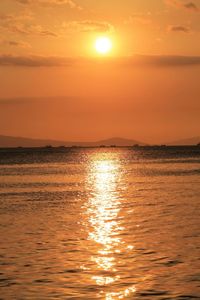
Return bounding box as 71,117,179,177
0,0,200,143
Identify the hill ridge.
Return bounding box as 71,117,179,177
0,134,145,148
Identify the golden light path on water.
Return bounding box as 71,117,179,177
84,153,136,299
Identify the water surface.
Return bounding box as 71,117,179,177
0,147,200,299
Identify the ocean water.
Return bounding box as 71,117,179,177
0,147,200,300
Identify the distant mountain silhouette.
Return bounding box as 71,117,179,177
0,135,145,148
168,136,200,145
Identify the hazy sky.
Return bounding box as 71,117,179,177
0,0,200,143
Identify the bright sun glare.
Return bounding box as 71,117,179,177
95,37,112,55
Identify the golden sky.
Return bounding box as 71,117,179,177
0,0,200,143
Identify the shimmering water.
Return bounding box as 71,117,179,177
0,147,200,299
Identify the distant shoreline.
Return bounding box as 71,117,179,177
0,145,199,151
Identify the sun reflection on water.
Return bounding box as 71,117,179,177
84,153,136,299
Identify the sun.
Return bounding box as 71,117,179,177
95,37,112,55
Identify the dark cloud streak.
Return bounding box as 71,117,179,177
165,0,199,12
0,54,74,67
0,54,200,68
184,2,199,11
169,25,190,33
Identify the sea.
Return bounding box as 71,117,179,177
0,146,200,300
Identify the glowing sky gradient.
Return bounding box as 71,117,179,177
0,0,199,143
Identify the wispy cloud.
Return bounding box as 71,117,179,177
0,13,57,37
0,40,31,48
0,54,200,67
14,0,82,10
0,12,33,22
124,13,152,26
63,20,114,33
165,0,199,12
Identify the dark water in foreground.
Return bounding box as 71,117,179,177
0,147,200,300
